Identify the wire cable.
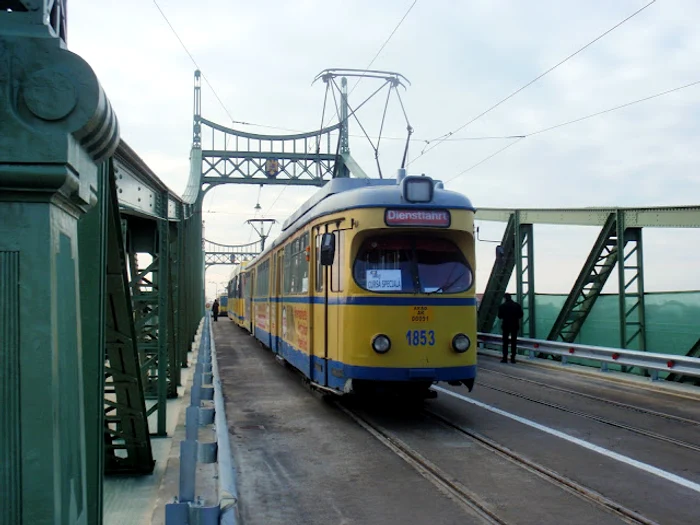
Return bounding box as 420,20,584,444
445,77,700,183
349,0,418,96
321,0,419,130
152,1,279,132
409,0,658,166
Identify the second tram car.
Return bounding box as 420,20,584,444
228,169,477,398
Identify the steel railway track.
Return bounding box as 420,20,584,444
477,381,700,452
479,367,700,426
335,400,660,525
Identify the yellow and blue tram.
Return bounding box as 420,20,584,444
227,261,248,325
218,294,228,317
227,170,477,397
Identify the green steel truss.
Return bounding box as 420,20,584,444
616,213,647,352
103,162,155,474
476,206,700,228
204,238,261,268
548,213,619,343
478,215,536,336
546,212,647,359
515,216,536,337
124,213,174,437
187,70,346,193
1,6,204,523
478,215,516,333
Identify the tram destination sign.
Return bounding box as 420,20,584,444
384,209,451,227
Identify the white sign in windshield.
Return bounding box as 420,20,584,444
366,269,402,291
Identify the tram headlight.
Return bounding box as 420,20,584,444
452,333,470,353
372,334,391,354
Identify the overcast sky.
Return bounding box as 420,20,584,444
67,0,700,300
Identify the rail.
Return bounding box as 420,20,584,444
477,333,700,380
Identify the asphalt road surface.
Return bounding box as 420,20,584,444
214,320,700,525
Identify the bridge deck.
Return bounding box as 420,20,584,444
211,317,700,525
103,361,194,525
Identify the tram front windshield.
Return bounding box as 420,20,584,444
353,235,473,294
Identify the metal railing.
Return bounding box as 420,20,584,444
477,332,700,381
166,314,239,524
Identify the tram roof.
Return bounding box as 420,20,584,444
282,176,474,231
250,175,475,265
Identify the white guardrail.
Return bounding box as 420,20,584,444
477,332,700,381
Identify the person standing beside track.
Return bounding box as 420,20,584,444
212,298,219,322
497,293,523,363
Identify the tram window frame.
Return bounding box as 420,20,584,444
283,231,310,295
256,259,270,297
331,230,344,292
352,235,473,294
315,233,324,292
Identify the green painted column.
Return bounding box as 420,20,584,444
77,161,110,525
0,12,119,525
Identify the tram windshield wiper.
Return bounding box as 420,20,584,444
425,272,466,295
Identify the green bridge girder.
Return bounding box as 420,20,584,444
476,207,699,379
477,214,536,338
0,6,203,524
204,238,261,268
547,213,620,343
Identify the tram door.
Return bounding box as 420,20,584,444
311,229,331,386
273,252,282,354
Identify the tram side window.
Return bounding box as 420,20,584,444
284,232,310,295
331,230,344,292
244,272,253,298
256,260,270,297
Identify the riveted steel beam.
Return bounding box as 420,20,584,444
617,212,647,358
104,167,155,475
514,214,536,338
476,206,700,228
114,141,184,220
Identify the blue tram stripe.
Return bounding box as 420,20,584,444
250,326,477,391
250,296,477,306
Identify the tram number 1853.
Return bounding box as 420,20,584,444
406,330,435,346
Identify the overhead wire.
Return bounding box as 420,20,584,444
444,77,700,183
264,2,418,216
349,0,418,97
408,0,659,166
154,0,278,244
321,0,419,130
